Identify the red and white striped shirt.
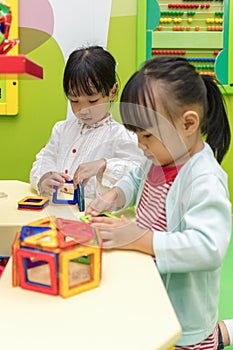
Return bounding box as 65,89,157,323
136,164,180,231
175,324,219,350
136,164,219,350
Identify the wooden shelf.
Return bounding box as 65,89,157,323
0,55,43,79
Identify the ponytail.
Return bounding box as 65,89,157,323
201,75,231,163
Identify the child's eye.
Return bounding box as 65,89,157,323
144,134,152,138
69,98,79,103
89,99,98,104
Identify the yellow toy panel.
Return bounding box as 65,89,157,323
59,245,102,298
17,195,49,210
0,0,19,115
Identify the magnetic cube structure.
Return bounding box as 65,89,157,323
12,216,102,298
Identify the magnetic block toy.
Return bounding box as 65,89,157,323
12,216,102,298
52,180,85,211
80,211,120,223
18,195,49,211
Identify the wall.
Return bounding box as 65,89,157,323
0,0,112,182
133,0,233,203
107,0,138,122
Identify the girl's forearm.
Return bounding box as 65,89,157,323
120,229,154,256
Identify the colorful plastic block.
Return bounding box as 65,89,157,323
12,217,102,298
80,211,120,223
52,180,85,211
21,227,58,249
17,196,49,211
59,244,101,298
28,216,57,229
56,218,94,243
52,180,78,205
12,232,20,287
16,248,58,295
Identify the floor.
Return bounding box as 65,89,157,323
219,233,233,349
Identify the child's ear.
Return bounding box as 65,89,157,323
182,110,200,135
109,82,118,100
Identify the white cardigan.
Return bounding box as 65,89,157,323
116,143,232,346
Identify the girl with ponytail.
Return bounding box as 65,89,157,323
87,56,233,349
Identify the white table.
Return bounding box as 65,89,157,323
0,180,80,256
0,181,181,350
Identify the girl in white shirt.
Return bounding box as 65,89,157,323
30,46,144,198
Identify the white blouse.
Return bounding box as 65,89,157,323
30,114,144,198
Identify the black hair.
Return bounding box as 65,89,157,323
63,45,117,97
120,56,230,163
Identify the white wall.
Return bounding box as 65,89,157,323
48,0,112,62
48,0,113,118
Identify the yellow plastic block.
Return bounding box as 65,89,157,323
59,245,101,298
27,216,57,229
22,228,58,249
12,231,20,287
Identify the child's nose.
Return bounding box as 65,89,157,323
79,107,89,114
138,142,147,150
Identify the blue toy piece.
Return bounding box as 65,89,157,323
52,179,85,211
77,182,85,211
20,226,52,241
52,180,78,205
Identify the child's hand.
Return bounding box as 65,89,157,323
38,172,71,195
89,215,148,249
85,187,125,215
73,159,106,189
